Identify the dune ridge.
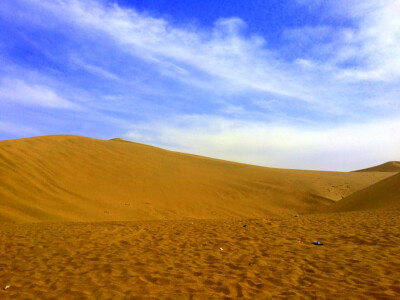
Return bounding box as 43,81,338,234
0,135,394,222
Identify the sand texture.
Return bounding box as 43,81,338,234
0,135,394,222
1,209,400,299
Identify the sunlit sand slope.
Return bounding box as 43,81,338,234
354,161,400,172
329,173,400,212
0,135,393,222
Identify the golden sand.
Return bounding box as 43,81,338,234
1,209,399,299
1,135,399,299
0,135,394,222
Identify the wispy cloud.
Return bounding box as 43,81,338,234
0,78,80,109
293,0,400,82
70,55,120,81
0,121,41,137
13,0,322,103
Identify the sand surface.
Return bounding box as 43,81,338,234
0,135,394,222
1,135,400,298
1,209,399,299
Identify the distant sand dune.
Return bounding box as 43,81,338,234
0,135,394,222
329,172,400,212
354,161,400,172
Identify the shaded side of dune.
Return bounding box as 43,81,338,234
329,173,400,212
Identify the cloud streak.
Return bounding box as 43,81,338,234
0,78,80,109
14,0,326,103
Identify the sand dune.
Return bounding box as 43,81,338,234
329,172,400,212
0,135,393,222
1,135,400,299
354,161,400,172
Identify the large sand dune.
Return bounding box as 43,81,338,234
0,135,393,222
329,172,400,212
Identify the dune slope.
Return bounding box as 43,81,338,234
329,172,400,212
354,161,400,172
0,135,393,222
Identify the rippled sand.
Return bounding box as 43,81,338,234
1,208,399,299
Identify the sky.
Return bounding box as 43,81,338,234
0,0,399,171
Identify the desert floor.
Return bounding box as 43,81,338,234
1,208,399,299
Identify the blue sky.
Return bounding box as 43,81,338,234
0,0,399,171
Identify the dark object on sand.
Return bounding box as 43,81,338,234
243,225,247,228
313,241,324,245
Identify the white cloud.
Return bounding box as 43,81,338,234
25,0,320,104
336,0,400,81
71,57,120,81
0,78,80,109
7,0,399,113
218,105,244,115
126,115,400,171
0,121,40,137
294,0,400,82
